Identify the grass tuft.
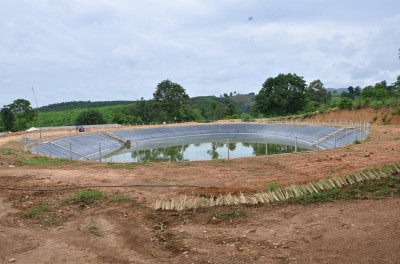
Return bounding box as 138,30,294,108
266,182,281,192
63,189,107,205
109,194,132,202
26,203,51,218
88,224,102,237
63,189,133,205
26,203,64,225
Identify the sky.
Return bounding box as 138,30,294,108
0,0,399,107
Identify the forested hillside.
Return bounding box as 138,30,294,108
38,100,136,112
24,95,248,128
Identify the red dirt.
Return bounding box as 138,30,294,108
1,108,400,263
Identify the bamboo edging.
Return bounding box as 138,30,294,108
154,163,400,211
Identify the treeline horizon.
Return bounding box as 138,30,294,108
1,74,399,131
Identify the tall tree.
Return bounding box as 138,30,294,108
308,80,327,103
153,80,189,119
347,86,355,99
2,99,37,131
225,103,238,117
254,73,307,116
0,106,15,131
354,86,362,97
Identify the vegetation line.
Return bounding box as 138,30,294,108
154,163,400,210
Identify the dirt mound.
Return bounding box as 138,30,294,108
311,107,400,125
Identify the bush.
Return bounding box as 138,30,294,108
372,101,383,109
338,98,353,110
240,113,253,122
303,101,319,113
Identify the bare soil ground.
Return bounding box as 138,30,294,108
1,108,400,263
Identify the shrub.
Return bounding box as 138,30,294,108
372,101,383,109
338,98,353,110
240,113,253,122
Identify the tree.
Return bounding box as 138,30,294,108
153,80,189,120
131,97,154,123
340,91,350,99
225,103,238,117
393,76,400,92
0,106,15,131
211,102,226,120
1,99,37,131
254,73,308,116
338,98,353,110
308,80,327,103
327,91,332,101
347,86,355,100
354,86,362,97
361,83,388,100
76,109,105,125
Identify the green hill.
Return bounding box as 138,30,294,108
229,93,255,107
38,100,136,112
26,96,251,128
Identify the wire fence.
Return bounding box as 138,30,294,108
23,118,370,163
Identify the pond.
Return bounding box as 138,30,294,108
97,134,309,163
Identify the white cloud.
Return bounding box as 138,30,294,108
0,0,399,106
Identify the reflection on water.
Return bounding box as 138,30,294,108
101,141,306,163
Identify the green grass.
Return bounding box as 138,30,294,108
17,156,73,166
26,203,64,225
26,203,51,218
63,189,133,205
266,182,281,192
226,208,245,217
103,162,136,170
354,140,361,144
109,194,133,202
212,208,246,218
287,176,400,205
63,189,107,205
72,162,96,167
88,224,102,237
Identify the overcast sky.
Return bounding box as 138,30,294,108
1,0,399,107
